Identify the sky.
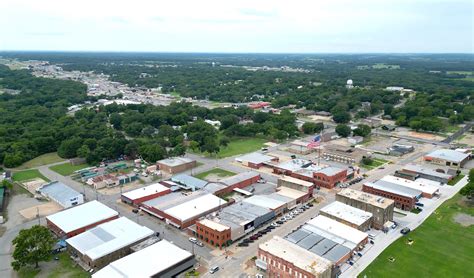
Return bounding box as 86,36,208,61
0,0,472,53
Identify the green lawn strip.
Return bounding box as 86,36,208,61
49,163,90,176
47,253,89,278
448,174,465,186
359,194,474,278
216,138,267,158
14,153,65,170
12,169,50,182
18,267,40,278
194,168,236,180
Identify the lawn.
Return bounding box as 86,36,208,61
359,193,474,278
14,153,65,170
17,253,88,278
195,168,236,180
216,138,267,158
361,158,388,170
448,174,465,186
49,163,90,176
12,169,50,182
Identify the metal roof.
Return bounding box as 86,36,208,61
368,180,423,198
122,183,170,201
425,149,469,163
220,171,259,186
171,174,207,191
164,194,226,222
157,157,194,167
322,244,351,263
402,164,453,179
243,195,286,210
235,152,275,164
38,181,82,205
320,201,373,226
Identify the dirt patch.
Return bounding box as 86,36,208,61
453,213,474,227
407,131,445,141
204,174,222,182
22,178,48,194
19,202,62,220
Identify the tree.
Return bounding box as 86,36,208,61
384,104,394,116
11,225,55,270
469,168,474,182
76,145,90,158
109,113,122,129
335,124,351,138
302,122,324,134
361,156,373,165
219,136,230,147
332,111,351,124
353,124,371,137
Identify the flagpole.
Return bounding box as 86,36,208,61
318,130,323,166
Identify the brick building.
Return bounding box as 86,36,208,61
195,219,231,248
363,181,421,211
121,183,171,206
156,157,196,174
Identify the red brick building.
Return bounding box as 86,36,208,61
120,183,171,206
156,157,196,174
195,219,231,248
362,181,421,211
235,153,279,169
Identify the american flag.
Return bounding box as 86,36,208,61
307,135,321,149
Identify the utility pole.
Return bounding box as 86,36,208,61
36,207,40,225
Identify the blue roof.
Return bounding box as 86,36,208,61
38,181,81,204
170,174,207,191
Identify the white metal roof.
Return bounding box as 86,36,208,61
366,180,422,198
320,201,373,226
381,175,439,196
46,201,118,233
157,157,194,167
402,164,453,179
307,215,368,246
198,219,229,232
243,195,286,210
276,186,308,200
279,175,313,187
121,183,169,201
66,217,153,261
235,152,275,164
38,181,82,205
164,194,226,222
425,149,469,163
92,240,193,278
259,236,332,275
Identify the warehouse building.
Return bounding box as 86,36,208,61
38,181,84,208
363,181,421,210
424,149,470,169
275,186,311,205
66,217,153,269
47,201,119,238
121,183,171,206
257,236,333,278
380,175,440,198
287,140,316,155
320,201,373,231
215,171,261,195
140,192,227,228
156,157,196,174
399,164,453,184
170,174,208,191
277,175,314,194
336,189,394,229
243,195,287,215
92,240,195,278
235,152,279,169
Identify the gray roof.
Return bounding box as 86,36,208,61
171,174,207,191
322,244,351,263
296,233,325,250
38,181,81,203
217,202,272,225
202,183,227,194
268,193,294,203
316,166,345,176
143,191,205,210
309,238,337,256
403,164,452,179
367,180,422,198
236,153,275,164
286,229,311,243
220,171,260,186
426,149,469,163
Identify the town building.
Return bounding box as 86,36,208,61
92,240,195,278
66,217,154,270
46,201,119,238
336,189,394,229
257,236,333,278
170,174,208,191
37,181,84,208
235,152,279,169
348,136,364,145
140,192,227,228
322,145,369,165
87,173,138,189
243,195,287,215
215,171,261,195
121,183,171,206
423,149,470,169
380,175,440,198
400,164,453,184
363,181,421,210
277,175,314,195
319,201,373,231
275,186,312,205
156,157,197,174
287,140,316,155
388,144,414,156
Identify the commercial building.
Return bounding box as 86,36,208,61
67,217,154,269
215,171,261,195
37,181,84,208
93,240,195,278
47,201,119,238
87,173,138,189
170,174,207,191
424,149,470,169
195,219,231,248
243,195,287,215
257,236,333,278
275,186,311,205
320,201,373,231
389,144,414,156
336,189,394,229
380,175,440,198
400,164,453,184
121,183,171,206
235,152,279,169
363,181,421,210
348,136,363,145
140,192,227,228
277,175,314,194
287,140,316,155
157,157,196,174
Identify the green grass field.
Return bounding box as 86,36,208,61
49,163,90,176
216,138,267,158
14,153,65,170
361,158,388,170
18,253,88,278
195,168,236,180
359,193,474,278
12,169,50,182
448,174,465,186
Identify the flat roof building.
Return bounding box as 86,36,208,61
320,201,373,231
38,181,84,208
363,180,421,210
424,149,470,169
257,236,333,278
336,189,394,229
92,240,195,278
66,217,154,269
401,164,453,184
121,183,171,206
46,201,119,238
243,195,287,215
277,175,314,194
171,174,208,191
380,175,440,198
157,157,196,174
235,152,279,169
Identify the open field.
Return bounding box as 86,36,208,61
13,153,65,170
216,138,267,158
195,168,236,180
361,158,388,170
12,169,50,182
359,194,474,278
49,163,89,176
448,174,465,186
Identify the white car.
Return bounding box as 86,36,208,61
189,237,197,244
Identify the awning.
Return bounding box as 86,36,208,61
255,259,267,270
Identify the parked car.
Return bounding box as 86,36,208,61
401,227,411,235
370,240,375,244
276,220,284,225
415,202,424,207
196,241,204,247
357,252,363,257
291,155,297,159
132,208,139,214
209,266,220,274
189,237,198,244
257,179,266,184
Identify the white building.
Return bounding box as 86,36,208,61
380,175,440,198
38,181,84,208
319,201,373,231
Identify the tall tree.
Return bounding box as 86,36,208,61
11,225,55,270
